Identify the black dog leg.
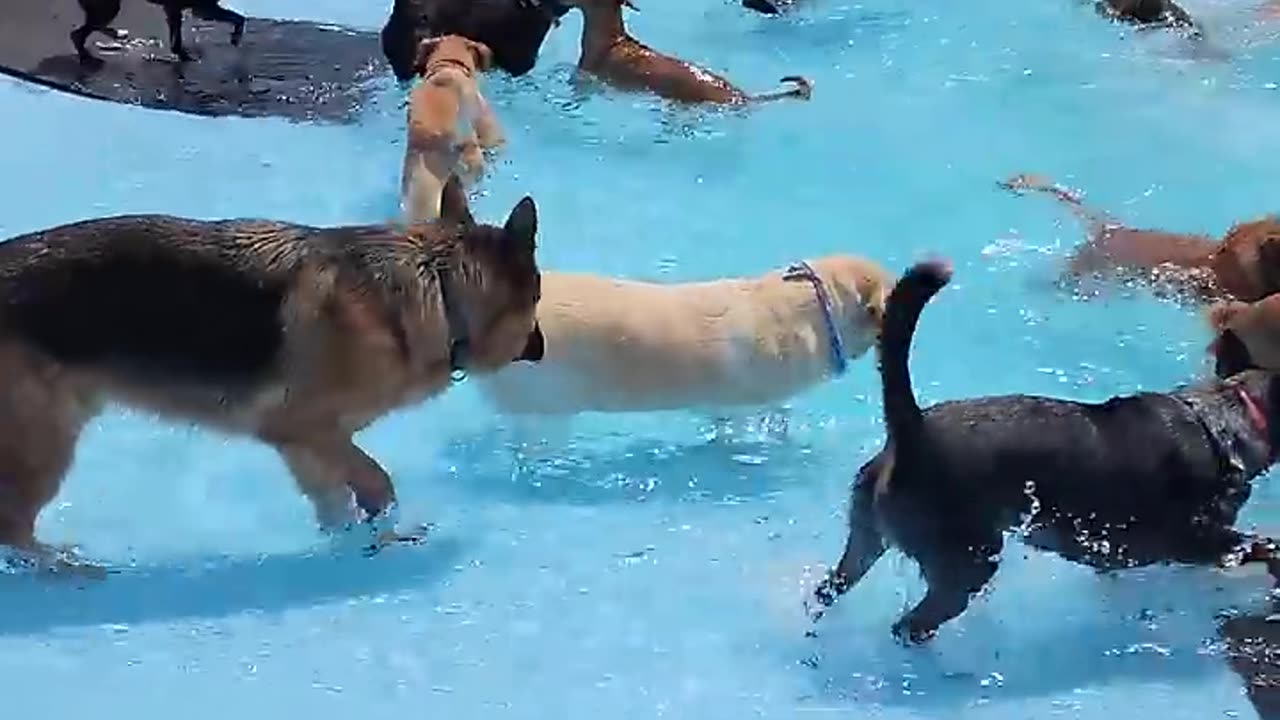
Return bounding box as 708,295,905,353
806,469,888,626
72,0,124,68
164,5,196,62
191,3,246,46
893,546,1000,644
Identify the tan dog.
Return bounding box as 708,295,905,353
402,35,503,224
1207,294,1280,377
1000,173,1280,303
475,255,888,415
560,0,812,105
0,178,544,575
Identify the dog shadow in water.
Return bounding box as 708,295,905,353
0,535,464,637
795,558,1271,710
439,411,817,505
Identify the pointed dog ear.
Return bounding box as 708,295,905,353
504,197,538,255
412,37,443,76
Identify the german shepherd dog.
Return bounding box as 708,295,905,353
72,0,246,67
0,177,545,575
807,260,1280,644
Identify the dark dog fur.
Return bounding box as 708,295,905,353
1096,0,1197,31
72,0,245,67
0,178,545,573
382,0,569,82
807,260,1280,644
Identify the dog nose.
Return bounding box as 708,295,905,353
516,323,545,362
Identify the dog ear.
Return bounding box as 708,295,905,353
412,37,443,76
439,175,475,226
467,40,494,72
503,197,538,254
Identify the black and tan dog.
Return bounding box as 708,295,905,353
382,0,570,82
0,177,545,575
807,260,1280,644
72,0,246,67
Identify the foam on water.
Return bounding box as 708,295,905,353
3,0,1280,716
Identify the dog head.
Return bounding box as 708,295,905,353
1208,295,1280,379
799,255,892,364
435,176,545,371
411,35,494,76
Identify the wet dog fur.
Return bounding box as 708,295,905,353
807,260,1280,644
1208,295,1280,379
403,35,503,224
1096,0,1197,31
1000,173,1280,304
72,0,246,67
0,178,545,573
560,0,812,105
476,255,889,415
382,0,570,82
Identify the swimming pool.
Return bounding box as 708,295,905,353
3,0,1280,716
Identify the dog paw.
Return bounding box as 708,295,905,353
890,619,937,646
361,523,433,558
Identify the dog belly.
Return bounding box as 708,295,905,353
476,352,808,415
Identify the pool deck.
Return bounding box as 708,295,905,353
0,0,389,123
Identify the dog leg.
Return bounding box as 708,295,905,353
458,137,486,184
892,544,1000,644
191,3,246,46
0,359,99,577
275,435,427,552
472,93,505,149
72,0,123,68
163,5,196,62
806,454,889,625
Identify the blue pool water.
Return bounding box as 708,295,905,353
4,0,1280,715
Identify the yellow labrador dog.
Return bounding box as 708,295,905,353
402,35,503,224
476,255,888,415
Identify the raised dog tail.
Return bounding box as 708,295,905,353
879,259,952,443
751,76,812,103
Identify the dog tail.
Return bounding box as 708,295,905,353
879,259,952,442
751,76,812,103
996,173,1112,234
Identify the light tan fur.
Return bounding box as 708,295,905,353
402,35,503,224
476,255,888,415
0,183,542,575
1208,294,1280,373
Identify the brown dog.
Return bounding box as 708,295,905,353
0,177,544,575
403,35,504,224
1000,173,1280,303
560,0,812,105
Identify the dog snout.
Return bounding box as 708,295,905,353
516,323,546,362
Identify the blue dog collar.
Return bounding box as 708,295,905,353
783,261,848,376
